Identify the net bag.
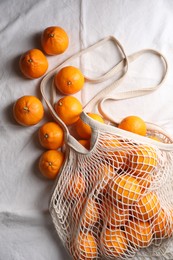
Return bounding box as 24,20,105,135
40,36,173,259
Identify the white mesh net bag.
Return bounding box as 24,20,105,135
40,36,173,260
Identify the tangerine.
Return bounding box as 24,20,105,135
125,219,152,248
81,198,99,228
104,200,129,228
118,115,147,136
38,121,64,149
13,95,44,126
41,26,69,55
109,174,141,205
19,49,48,79
76,232,98,259
54,66,84,95
133,191,161,221
65,174,85,201
152,208,172,238
101,227,128,257
39,149,64,179
129,144,157,174
75,113,104,139
54,96,82,126
78,139,90,150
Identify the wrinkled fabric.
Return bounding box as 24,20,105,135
1,0,173,259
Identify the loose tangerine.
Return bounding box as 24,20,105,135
118,115,147,136
54,66,84,95
54,96,82,126
19,49,48,79
125,219,152,248
100,227,128,258
39,150,64,179
13,95,44,126
75,113,104,139
38,121,64,149
41,26,69,55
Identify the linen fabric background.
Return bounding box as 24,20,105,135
1,0,173,259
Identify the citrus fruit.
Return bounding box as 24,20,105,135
133,191,161,221
125,219,152,248
19,49,48,79
54,96,82,126
65,174,85,201
78,139,90,150
41,26,69,55
54,66,84,95
104,200,129,228
152,208,172,238
129,144,157,174
39,149,64,179
76,232,98,259
13,95,44,126
101,227,128,257
118,115,147,136
109,174,141,205
38,121,64,149
75,113,104,139
81,198,99,228
131,171,153,192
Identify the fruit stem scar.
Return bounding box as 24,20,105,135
58,101,63,106
48,162,52,166
44,133,49,139
28,59,32,63
67,81,72,86
23,106,29,112
49,33,54,37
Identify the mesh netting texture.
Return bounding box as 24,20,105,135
49,128,173,260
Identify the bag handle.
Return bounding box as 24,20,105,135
84,48,168,114
40,35,129,140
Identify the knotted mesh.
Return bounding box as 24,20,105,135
49,125,173,260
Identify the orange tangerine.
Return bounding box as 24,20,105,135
133,191,161,221
77,232,98,259
109,174,141,205
125,219,152,248
54,66,84,95
152,208,172,238
38,149,64,179
118,115,147,136
65,174,85,201
78,139,90,150
81,198,99,228
104,200,129,228
54,96,82,126
100,227,128,257
102,138,128,170
75,113,104,139
128,144,157,174
131,171,153,192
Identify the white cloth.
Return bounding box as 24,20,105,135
1,0,173,259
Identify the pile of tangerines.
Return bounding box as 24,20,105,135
13,26,173,259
